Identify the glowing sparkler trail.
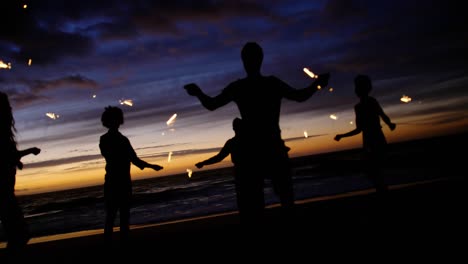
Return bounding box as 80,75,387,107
186,169,193,178
119,99,133,106
166,113,177,126
0,60,12,69
28,59,32,66
400,95,412,103
168,151,173,162
46,112,60,120
329,114,338,120
303,68,318,79
304,131,308,138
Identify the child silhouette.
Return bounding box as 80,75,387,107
99,106,163,247
334,75,396,195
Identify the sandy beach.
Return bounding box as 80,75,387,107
0,132,466,262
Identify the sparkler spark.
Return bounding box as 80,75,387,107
0,60,12,70
119,99,133,106
303,68,318,79
400,95,412,103
304,131,308,138
329,114,338,120
166,113,177,126
168,151,173,162
186,169,193,178
46,112,60,120
28,59,32,66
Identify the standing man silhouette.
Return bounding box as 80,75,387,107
334,75,396,196
184,42,330,225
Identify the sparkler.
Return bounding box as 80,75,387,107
0,60,12,70
166,113,177,126
119,99,133,106
303,68,318,79
46,112,60,120
400,95,412,103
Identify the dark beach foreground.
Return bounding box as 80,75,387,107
0,132,466,262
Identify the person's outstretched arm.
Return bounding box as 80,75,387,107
335,108,362,141
17,147,41,159
131,154,163,171
124,138,163,171
282,73,330,102
16,147,41,170
195,140,232,168
334,128,361,141
184,83,232,111
130,151,163,171
377,103,396,131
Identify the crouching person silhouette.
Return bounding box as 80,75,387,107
194,118,263,226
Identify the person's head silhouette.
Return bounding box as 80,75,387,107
101,106,124,129
0,91,16,141
354,75,372,98
232,117,242,134
241,42,263,76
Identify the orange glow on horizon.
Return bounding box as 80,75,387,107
13,120,465,196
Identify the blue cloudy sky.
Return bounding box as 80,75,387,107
1,0,467,194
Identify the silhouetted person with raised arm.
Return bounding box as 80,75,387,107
334,75,396,196
195,117,284,226
0,91,41,260
99,106,163,249
184,41,330,226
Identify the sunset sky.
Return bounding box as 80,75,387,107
1,0,467,195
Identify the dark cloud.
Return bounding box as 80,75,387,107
14,30,94,65
24,154,103,169
323,0,368,22
3,74,99,106
10,93,48,107
321,1,468,77
1,1,95,65
24,74,99,93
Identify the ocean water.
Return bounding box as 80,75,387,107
0,140,452,244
